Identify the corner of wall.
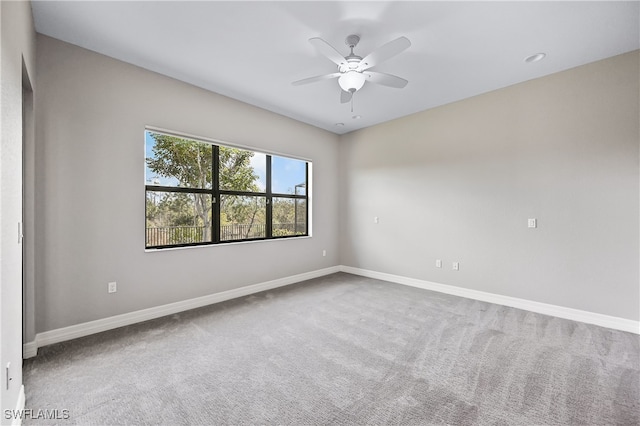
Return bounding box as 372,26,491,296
0,0,37,417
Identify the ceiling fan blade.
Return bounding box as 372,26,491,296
365,71,408,89
340,90,352,104
292,72,341,86
309,37,347,67
357,36,411,71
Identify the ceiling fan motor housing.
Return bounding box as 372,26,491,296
340,57,363,72
340,35,364,72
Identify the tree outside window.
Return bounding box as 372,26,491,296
145,130,308,248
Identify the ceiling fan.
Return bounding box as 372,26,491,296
292,34,411,109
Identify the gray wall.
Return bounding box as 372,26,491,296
1,0,36,413
34,34,639,337
339,51,639,321
35,35,340,333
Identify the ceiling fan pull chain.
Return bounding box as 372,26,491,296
351,93,354,113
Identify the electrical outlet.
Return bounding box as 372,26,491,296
435,259,442,268
528,218,537,228
322,250,326,257
108,281,117,293
453,262,460,271
374,216,379,224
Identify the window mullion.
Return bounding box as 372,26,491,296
305,162,309,236
266,155,272,238
212,145,220,243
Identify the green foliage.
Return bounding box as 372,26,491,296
272,199,294,224
145,192,212,246
166,226,203,244
145,132,305,243
146,193,202,226
272,228,295,237
218,146,262,233
219,146,260,193
220,195,265,239
271,198,306,236
146,133,212,189
146,133,267,243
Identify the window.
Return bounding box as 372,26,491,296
145,130,309,248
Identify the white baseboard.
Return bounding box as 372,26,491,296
23,266,340,358
10,385,26,426
340,265,640,334
23,264,638,358
22,341,38,359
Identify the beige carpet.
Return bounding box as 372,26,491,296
23,272,639,425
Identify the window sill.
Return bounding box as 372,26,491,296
144,235,312,252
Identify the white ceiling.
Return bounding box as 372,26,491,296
31,1,639,135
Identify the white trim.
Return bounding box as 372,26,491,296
22,341,37,359
23,266,339,358
144,236,312,253
340,265,640,334
11,385,26,426
24,264,637,359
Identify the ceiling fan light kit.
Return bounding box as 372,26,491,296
338,71,366,92
293,34,411,109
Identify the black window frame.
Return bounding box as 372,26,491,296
145,130,309,249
